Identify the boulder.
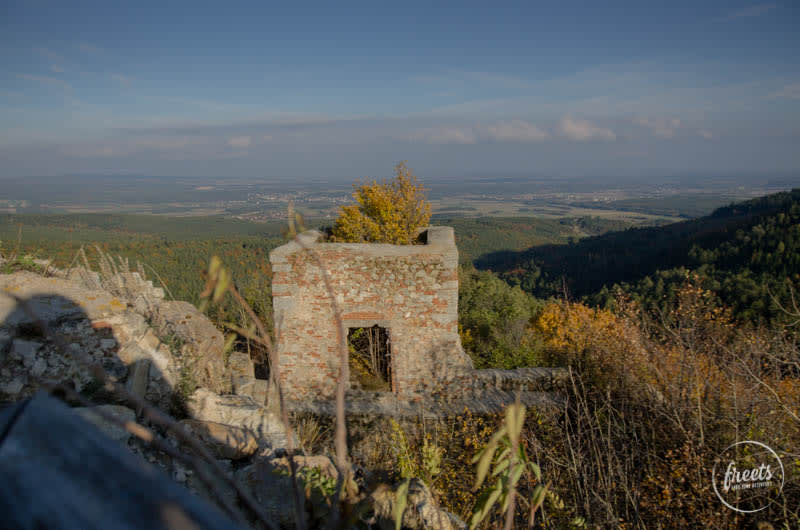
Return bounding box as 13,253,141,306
269,455,340,482
228,351,255,378
232,376,268,405
153,301,226,393
235,461,296,527
187,388,292,450
125,359,151,399
371,479,465,530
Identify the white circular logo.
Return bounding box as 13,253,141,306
712,440,785,513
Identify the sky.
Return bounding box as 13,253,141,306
1,1,798,181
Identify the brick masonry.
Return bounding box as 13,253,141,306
270,227,473,400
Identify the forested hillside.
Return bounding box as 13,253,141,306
0,213,627,271
481,189,800,323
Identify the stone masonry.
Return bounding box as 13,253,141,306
270,226,474,400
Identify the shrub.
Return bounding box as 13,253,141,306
331,161,431,244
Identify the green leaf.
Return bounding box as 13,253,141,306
394,479,410,530
509,463,525,489
469,489,493,530
528,461,542,481
208,255,222,278
473,427,506,489
505,403,526,448
212,268,231,302
490,455,511,478
530,482,550,518
484,482,503,517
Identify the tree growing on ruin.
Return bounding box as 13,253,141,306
331,161,431,244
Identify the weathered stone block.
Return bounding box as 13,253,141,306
125,358,151,399
152,301,226,393
227,351,255,378
232,375,268,405
187,388,292,449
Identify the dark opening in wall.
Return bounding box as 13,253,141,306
348,325,391,392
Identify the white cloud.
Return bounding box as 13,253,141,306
50,65,64,73
410,127,477,144
558,116,616,141
699,130,714,139
228,136,252,148
635,117,681,138
486,120,549,142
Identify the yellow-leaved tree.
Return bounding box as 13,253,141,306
331,161,431,244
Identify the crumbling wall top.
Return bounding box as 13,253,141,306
269,226,457,263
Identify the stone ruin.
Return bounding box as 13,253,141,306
270,226,474,401
270,226,568,416
0,242,562,528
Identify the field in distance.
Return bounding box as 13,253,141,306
0,174,784,222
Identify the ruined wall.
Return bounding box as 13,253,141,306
270,227,473,400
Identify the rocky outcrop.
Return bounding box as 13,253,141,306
152,301,226,394
0,267,284,456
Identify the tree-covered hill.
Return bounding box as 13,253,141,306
440,216,632,264
480,188,800,323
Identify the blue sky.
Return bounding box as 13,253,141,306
1,1,798,180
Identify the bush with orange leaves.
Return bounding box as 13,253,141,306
528,276,800,528
330,161,431,244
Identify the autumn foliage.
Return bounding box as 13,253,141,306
331,161,431,244
529,278,800,528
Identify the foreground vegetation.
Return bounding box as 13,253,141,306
3,188,800,527
258,273,799,528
